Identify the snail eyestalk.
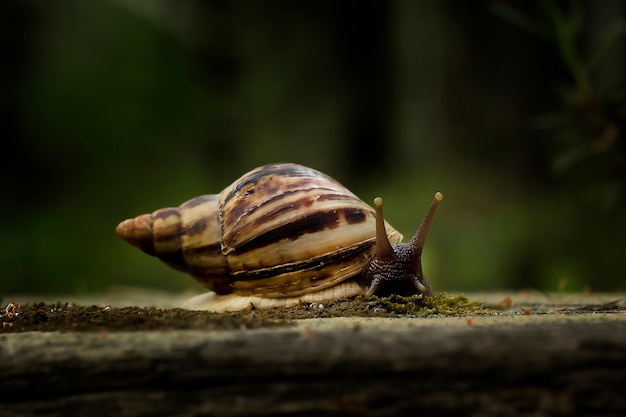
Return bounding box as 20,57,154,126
373,197,394,261
409,192,443,257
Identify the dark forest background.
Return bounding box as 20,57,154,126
2,0,625,295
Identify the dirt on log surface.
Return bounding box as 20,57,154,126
1,291,625,417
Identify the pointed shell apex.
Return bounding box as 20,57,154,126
116,214,155,255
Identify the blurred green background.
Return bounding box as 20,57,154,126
2,0,625,296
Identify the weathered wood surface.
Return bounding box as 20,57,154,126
2,310,626,417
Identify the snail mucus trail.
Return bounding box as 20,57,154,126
115,163,443,311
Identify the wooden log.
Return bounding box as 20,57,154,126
1,316,625,416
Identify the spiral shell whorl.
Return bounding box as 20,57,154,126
116,194,233,293
116,163,404,301
212,163,402,297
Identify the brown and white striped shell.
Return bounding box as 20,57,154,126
116,163,442,312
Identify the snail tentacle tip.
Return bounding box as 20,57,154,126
374,196,383,207
435,192,443,201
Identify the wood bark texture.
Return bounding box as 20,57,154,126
1,319,625,416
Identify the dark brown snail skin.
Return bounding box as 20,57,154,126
364,193,443,298
115,163,443,312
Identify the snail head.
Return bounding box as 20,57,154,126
364,192,443,298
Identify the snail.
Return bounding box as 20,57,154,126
116,163,443,312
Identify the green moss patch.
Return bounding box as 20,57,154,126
232,292,492,320
375,292,490,316
0,294,495,333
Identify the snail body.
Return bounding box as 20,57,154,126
116,163,442,312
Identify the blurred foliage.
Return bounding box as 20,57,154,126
493,0,626,210
1,0,625,296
